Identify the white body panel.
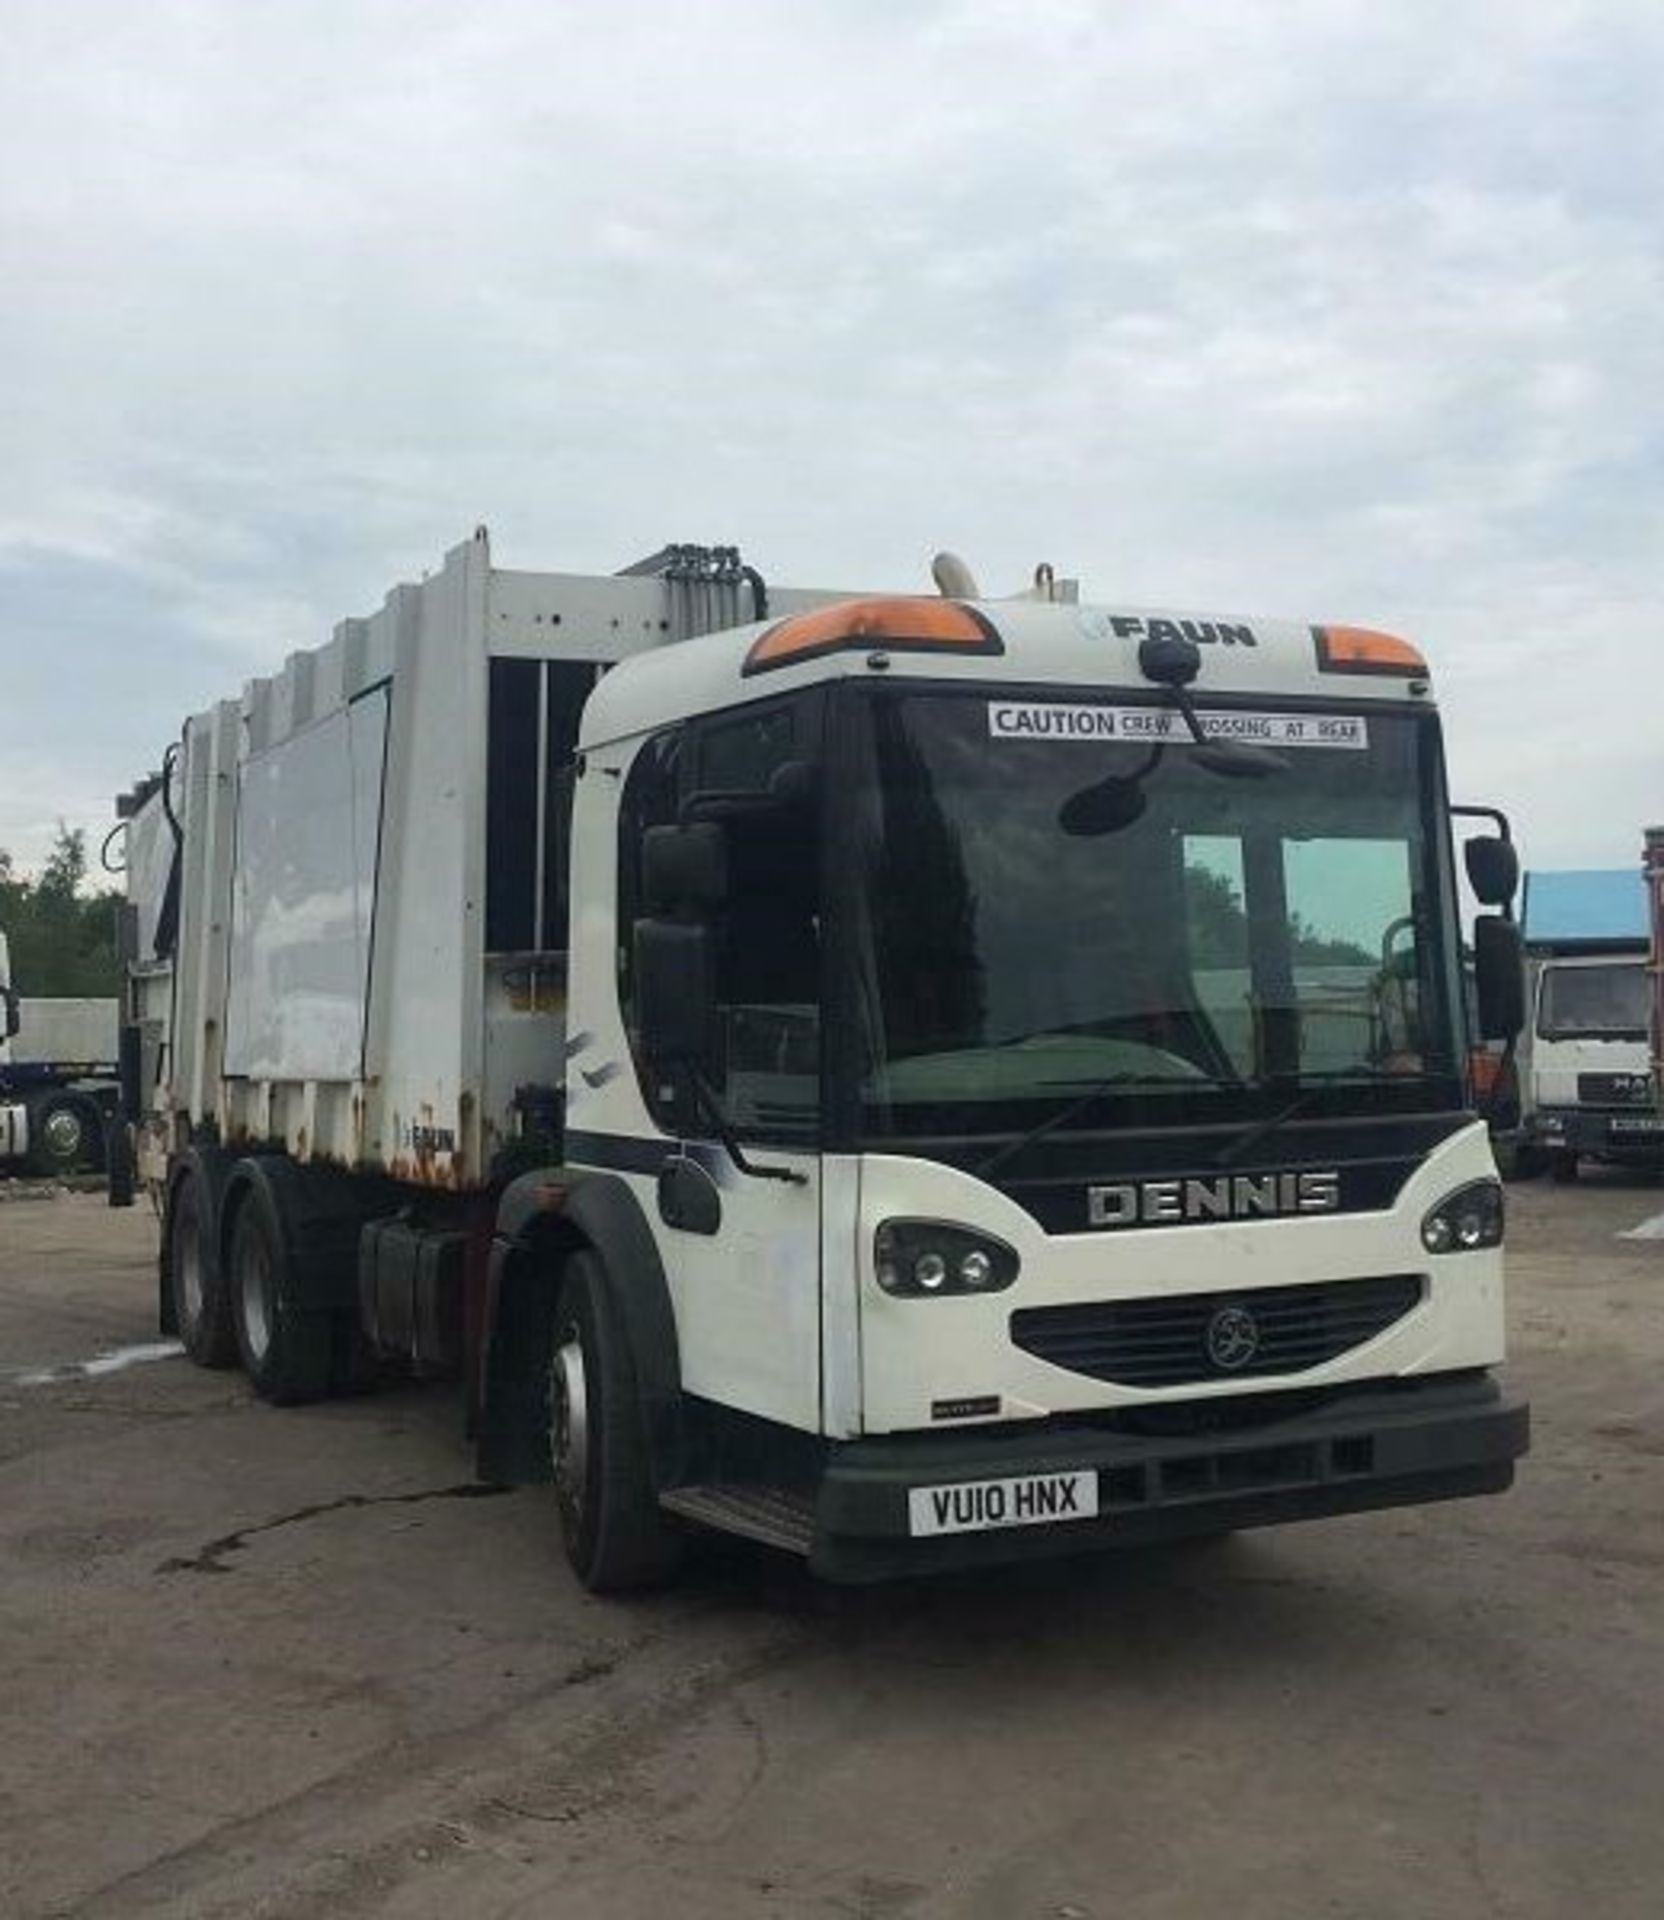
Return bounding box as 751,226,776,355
131,533,867,1191
225,691,388,1081
11,999,118,1068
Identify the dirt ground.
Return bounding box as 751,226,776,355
2,1174,1662,1920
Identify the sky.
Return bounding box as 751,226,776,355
1,0,1660,882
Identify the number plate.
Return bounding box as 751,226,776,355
1610,1116,1664,1135
908,1470,1099,1537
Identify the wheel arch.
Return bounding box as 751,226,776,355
477,1167,683,1489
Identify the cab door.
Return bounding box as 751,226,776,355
621,696,827,1433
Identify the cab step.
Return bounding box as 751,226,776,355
660,1484,817,1556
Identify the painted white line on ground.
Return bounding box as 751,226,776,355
1619,1210,1664,1242
11,1341,184,1388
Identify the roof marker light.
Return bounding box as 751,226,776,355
743,598,1003,676
1313,625,1428,677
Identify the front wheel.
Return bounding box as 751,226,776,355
1550,1150,1581,1185
550,1252,682,1594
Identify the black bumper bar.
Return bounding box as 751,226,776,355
809,1373,1528,1582
1529,1106,1664,1161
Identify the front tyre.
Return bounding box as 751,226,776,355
550,1252,682,1594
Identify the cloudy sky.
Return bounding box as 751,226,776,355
2,0,1660,879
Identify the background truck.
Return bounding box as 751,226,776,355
115,529,1529,1589
1513,868,1659,1181
0,929,120,1175
1647,828,1664,1134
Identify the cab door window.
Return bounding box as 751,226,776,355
617,695,823,1144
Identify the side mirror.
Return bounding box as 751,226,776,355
1473,914,1525,1040
1059,777,1149,837
634,918,716,1065
2,987,18,1042
642,823,727,914
1464,835,1519,908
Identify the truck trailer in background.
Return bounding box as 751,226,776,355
114,529,1529,1590
0,929,120,1175
1646,829,1664,1134
1514,869,1659,1180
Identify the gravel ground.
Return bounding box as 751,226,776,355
2,1175,1661,1920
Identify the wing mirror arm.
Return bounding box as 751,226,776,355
685,1067,807,1187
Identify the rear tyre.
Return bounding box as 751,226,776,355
169,1168,238,1368
27,1092,98,1177
550,1251,682,1593
227,1166,335,1405
1550,1150,1580,1185
106,1119,135,1208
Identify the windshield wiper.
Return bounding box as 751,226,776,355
1213,1069,1447,1168
1214,1085,1317,1168
974,1073,1226,1182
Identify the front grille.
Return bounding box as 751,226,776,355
1576,1071,1651,1105
1010,1275,1423,1388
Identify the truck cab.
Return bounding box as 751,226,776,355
1516,870,1659,1180
513,592,1529,1582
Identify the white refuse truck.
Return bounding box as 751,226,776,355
0,929,120,1175
115,530,1529,1587
1513,869,1659,1180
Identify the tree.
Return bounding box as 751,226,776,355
1183,861,1374,970
0,827,122,997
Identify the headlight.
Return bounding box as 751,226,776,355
875,1220,1019,1298
1420,1180,1503,1255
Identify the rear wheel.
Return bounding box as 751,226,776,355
227,1167,335,1404
106,1119,135,1207
550,1252,682,1593
169,1169,237,1368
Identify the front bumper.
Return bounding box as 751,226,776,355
1529,1106,1664,1162
809,1372,1528,1581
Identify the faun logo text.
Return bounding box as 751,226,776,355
1087,1170,1342,1229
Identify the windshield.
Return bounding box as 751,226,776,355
1538,963,1648,1041
838,687,1462,1144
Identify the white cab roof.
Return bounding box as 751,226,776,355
580,597,1434,749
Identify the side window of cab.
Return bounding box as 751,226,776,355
616,696,823,1143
